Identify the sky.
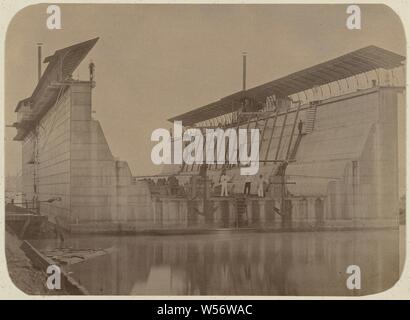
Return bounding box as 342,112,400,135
4,4,406,177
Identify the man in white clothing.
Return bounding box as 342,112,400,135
257,174,265,198
220,172,229,196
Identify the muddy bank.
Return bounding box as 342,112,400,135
5,230,69,295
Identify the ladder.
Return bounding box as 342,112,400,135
305,104,318,133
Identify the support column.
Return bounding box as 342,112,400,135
162,199,169,226
214,199,222,228
197,201,205,226
259,200,266,227
152,200,157,225
324,195,331,222
307,198,316,226
291,199,299,226
298,199,308,223
229,200,236,228
179,200,188,227
247,200,253,225
334,183,343,220
177,200,182,226
168,200,178,227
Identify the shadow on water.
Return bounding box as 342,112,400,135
30,228,402,296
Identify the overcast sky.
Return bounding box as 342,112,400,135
5,4,406,176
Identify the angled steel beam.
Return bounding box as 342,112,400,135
259,117,269,153
275,104,291,160
285,102,302,159
263,109,279,165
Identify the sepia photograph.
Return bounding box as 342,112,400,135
3,3,406,296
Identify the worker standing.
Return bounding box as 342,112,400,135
298,120,303,135
244,175,252,195
220,172,229,197
257,174,265,198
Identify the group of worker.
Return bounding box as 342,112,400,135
146,175,182,196
219,171,267,198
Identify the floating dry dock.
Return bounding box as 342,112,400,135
12,38,405,233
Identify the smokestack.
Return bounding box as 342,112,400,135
37,43,43,82
242,51,247,91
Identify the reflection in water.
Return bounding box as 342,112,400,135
31,229,402,296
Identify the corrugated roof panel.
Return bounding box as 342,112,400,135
169,45,405,126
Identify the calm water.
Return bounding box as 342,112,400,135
30,228,404,296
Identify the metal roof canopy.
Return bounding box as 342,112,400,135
15,37,99,113
169,45,405,126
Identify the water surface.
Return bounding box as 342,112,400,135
31,229,403,296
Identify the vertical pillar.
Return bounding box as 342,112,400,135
182,200,189,227
195,200,205,227
174,200,180,227
214,200,221,228
259,200,266,226
334,183,343,220
324,196,331,223
153,199,158,227
178,200,183,227
298,199,307,222
152,200,156,225
156,198,163,227
168,200,176,227
162,199,169,226
247,200,253,225
291,199,299,226
229,200,236,228
376,89,399,222
307,198,316,226
214,200,223,228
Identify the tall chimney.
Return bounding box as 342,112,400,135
37,43,43,82
242,51,247,91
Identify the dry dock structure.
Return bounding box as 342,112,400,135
12,38,405,233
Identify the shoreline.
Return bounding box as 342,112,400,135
66,224,401,236
5,230,83,295
5,230,60,295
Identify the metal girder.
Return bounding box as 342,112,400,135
285,102,302,159
275,104,291,160
264,111,279,164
